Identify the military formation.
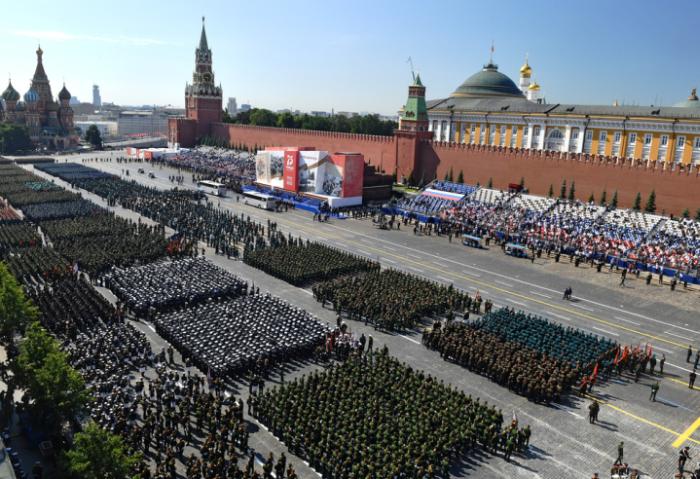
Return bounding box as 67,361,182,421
44,215,167,275
424,321,578,403
0,161,312,478
28,273,302,479
474,309,618,369
423,308,618,402
0,223,41,255
253,348,531,478
243,240,379,286
154,293,328,376
103,257,248,316
312,269,479,331
5,248,72,283
37,162,278,258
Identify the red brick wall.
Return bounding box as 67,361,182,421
203,122,700,215
210,123,398,174
187,97,222,139
420,141,700,215
168,117,197,148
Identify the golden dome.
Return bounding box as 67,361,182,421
528,81,540,91
519,60,532,78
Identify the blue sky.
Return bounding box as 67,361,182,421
2,0,699,114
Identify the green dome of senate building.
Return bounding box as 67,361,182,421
451,62,524,99
674,88,700,108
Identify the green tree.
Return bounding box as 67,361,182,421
84,125,103,150
682,208,690,219
588,192,595,203
568,181,576,201
457,170,464,184
443,171,449,181
12,323,90,433
645,190,656,213
519,177,525,189
249,108,277,127
547,184,554,198
65,422,141,479
696,209,700,221
611,191,619,208
0,262,38,345
0,124,33,154
447,167,454,182
632,192,642,211
599,189,607,206
560,180,567,199
487,178,493,188
276,112,296,128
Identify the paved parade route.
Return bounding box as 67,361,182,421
28,152,700,478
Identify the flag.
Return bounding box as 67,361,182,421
613,346,621,365
512,410,518,425
592,362,599,379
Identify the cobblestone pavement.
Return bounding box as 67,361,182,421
20,152,700,479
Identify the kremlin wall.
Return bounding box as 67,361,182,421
170,21,700,216
201,123,700,215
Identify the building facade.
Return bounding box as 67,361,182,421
169,18,223,148
1,46,78,149
118,110,170,137
227,97,237,116
92,85,102,108
424,58,700,166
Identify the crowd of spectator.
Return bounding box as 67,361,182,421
393,180,700,274
151,146,256,192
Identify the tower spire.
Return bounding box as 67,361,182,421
199,16,209,51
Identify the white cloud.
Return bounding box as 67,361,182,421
10,29,175,47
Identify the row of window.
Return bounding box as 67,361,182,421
430,120,700,151
585,131,700,149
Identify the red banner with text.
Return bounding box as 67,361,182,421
283,150,300,192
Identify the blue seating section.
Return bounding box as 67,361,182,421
394,181,478,218
431,181,478,196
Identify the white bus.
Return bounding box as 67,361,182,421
242,190,277,211
197,180,229,197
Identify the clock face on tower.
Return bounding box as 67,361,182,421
203,73,212,82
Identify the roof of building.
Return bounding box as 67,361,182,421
427,96,553,114
24,88,39,103
58,84,71,101
674,88,700,109
548,103,700,119
2,81,20,102
519,57,532,78
199,17,209,51
427,96,700,120
450,63,525,99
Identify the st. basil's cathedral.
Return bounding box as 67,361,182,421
1,46,78,149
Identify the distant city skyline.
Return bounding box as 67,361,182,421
2,0,699,115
